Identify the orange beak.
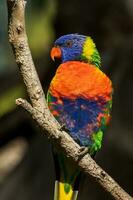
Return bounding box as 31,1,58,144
50,47,62,61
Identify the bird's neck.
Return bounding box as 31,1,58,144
80,37,101,68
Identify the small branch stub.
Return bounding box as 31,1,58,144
16,98,34,114
7,0,133,200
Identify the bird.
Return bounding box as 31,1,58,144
47,34,112,200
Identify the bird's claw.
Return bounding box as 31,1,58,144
78,147,89,160
60,123,70,132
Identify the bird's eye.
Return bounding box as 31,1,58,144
65,40,73,47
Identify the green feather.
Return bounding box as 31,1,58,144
90,130,103,155
91,48,101,68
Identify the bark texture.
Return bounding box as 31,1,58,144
7,0,133,200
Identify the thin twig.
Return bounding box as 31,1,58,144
7,0,133,200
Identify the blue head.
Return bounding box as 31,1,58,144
51,34,101,67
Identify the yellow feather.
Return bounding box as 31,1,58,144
59,182,73,200
82,37,95,60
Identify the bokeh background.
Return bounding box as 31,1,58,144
0,0,133,199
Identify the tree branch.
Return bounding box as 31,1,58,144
7,0,133,200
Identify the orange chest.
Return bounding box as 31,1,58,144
50,61,112,100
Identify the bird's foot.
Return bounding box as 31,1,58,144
60,123,70,132
78,147,89,160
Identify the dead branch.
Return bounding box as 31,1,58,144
7,0,133,200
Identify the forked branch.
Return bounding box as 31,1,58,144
7,0,133,200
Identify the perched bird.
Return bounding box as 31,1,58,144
47,34,112,200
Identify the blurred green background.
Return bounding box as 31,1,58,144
0,0,133,199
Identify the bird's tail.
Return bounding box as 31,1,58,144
54,180,78,200
53,153,80,200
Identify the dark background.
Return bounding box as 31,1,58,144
0,0,133,199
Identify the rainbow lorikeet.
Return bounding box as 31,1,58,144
47,34,112,200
